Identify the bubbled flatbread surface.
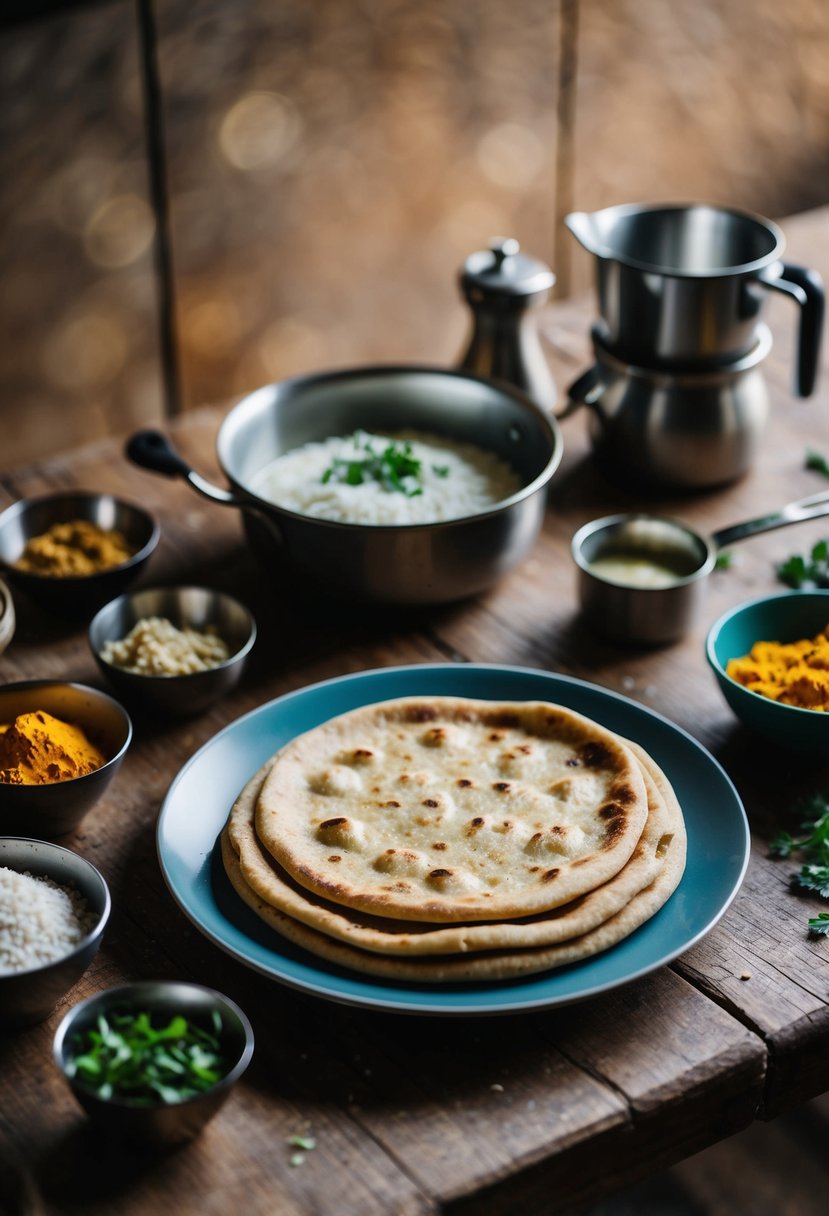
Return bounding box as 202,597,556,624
254,697,651,922
226,747,679,956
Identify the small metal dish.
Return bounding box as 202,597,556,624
89,586,256,717
573,489,829,645
0,491,159,619
53,981,255,1146
572,514,712,645
0,681,132,838
0,836,111,1028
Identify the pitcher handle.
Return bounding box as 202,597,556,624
556,364,606,421
758,262,825,398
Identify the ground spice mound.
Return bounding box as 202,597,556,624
726,625,829,710
15,519,134,577
0,710,107,785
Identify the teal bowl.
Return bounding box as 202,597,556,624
706,590,829,753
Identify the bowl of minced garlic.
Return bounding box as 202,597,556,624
0,682,132,837
0,492,159,617
706,590,829,752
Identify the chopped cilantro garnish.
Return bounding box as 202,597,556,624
67,1008,227,1105
321,432,448,498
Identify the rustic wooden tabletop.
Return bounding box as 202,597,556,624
1,208,828,1216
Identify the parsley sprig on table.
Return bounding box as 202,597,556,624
777,540,829,589
775,448,829,587
320,432,449,498
68,1009,228,1105
805,446,829,480
770,795,829,935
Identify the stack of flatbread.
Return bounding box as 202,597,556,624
220,696,686,983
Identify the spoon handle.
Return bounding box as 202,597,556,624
712,489,829,549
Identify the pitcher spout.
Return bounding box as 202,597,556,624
564,210,604,256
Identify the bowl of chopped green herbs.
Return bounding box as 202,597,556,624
53,981,254,1146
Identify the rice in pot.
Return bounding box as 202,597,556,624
250,429,522,525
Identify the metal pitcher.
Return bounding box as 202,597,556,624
565,202,824,395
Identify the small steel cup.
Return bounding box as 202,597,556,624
571,514,714,646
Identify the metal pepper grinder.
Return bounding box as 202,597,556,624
457,237,557,410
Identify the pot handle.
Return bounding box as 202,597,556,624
556,363,607,420
757,262,824,397
126,429,246,508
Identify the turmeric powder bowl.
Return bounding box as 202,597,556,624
706,590,829,754
0,491,159,619
0,681,132,838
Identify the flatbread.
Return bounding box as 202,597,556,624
254,697,651,922
220,805,686,982
227,754,675,956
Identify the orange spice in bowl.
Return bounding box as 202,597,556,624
0,711,107,785
725,624,829,711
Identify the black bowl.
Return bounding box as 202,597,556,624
0,681,132,838
0,491,159,619
0,837,111,1028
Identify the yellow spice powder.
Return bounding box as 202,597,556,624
725,625,829,711
15,519,133,577
0,711,107,785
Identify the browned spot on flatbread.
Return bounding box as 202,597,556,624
542,868,560,882
492,782,511,793
609,782,638,806
320,817,348,830
579,741,613,769
486,711,521,728
404,705,439,722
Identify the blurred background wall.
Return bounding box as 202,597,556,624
1,0,828,470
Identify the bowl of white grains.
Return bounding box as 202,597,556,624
88,586,256,717
0,836,111,1027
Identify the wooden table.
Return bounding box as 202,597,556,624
2,207,829,1216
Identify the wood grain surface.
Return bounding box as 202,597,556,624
1,208,828,1216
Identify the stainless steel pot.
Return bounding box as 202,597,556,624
127,366,563,605
566,202,824,392
564,324,772,489
572,488,829,645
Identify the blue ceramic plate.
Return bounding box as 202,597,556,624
157,664,749,1016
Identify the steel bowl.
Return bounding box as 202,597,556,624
0,836,111,1028
0,491,160,619
53,981,255,1146
89,586,256,717
127,366,563,604
0,681,132,838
